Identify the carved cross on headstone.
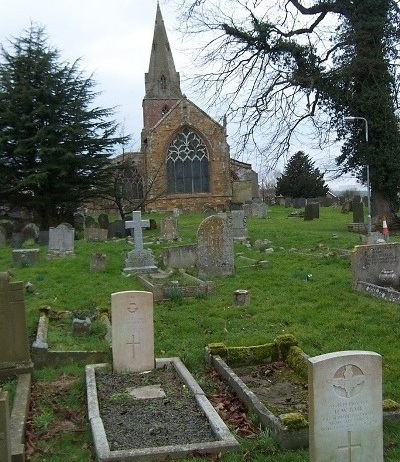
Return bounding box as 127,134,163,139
125,211,150,251
126,335,141,358
338,431,361,461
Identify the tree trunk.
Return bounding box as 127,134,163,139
371,190,396,229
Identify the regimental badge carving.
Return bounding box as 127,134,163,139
328,364,365,398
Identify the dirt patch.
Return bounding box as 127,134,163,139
231,361,309,417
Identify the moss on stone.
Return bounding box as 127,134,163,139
383,398,400,411
207,343,227,357
279,412,308,430
274,334,298,360
286,346,308,380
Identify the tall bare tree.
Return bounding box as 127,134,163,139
175,0,400,220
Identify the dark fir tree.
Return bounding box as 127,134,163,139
275,151,328,198
176,0,400,219
0,25,127,227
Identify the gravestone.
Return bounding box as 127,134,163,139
284,197,292,208
0,226,6,247
21,223,39,243
242,203,252,218
304,204,314,221
108,219,125,239
252,201,267,219
38,230,49,246
124,211,157,273
11,233,23,248
203,207,216,219
162,244,196,269
293,197,306,208
85,216,97,228
196,215,234,278
351,242,400,288
308,351,383,461
73,212,85,232
0,390,11,462
352,196,364,223
98,213,109,230
84,228,108,242
310,202,320,219
48,224,75,256
90,253,106,273
111,290,154,373
160,216,179,242
228,210,248,240
0,273,31,369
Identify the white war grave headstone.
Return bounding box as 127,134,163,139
308,351,383,462
111,291,154,373
124,211,157,273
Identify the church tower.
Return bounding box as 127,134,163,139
142,3,182,138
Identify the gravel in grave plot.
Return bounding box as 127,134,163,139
95,365,217,451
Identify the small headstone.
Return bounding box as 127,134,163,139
228,210,248,240
90,253,106,273
38,230,49,246
160,216,179,242
111,290,154,373
162,244,196,269
308,351,383,461
284,197,292,208
149,218,157,230
12,248,40,267
72,317,91,335
73,212,85,232
48,224,75,256
310,202,320,219
233,289,250,306
252,202,267,219
304,204,314,221
21,223,39,243
85,216,97,228
242,203,252,218
108,220,125,239
0,390,11,462
196,215,234,278
352,196,364,223
173,207,181,217
11,233,23,248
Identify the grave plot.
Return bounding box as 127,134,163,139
205,334,400,451
86,290,238,461
32,308,111,368
135,269,215,301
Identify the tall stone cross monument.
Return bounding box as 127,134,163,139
123,211,157,274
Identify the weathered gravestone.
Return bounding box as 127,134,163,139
308,351,383,462
84,228,108,242
196,215,234,278
21,223,39,244
12,249,40,267
351,242,400,289
252,201,267,219
124,211,157,273
85,216,97,229
98,213,109,230
304,204,314,221
160,216,179,242
162,244,196,269
48,224,75,256
111,290,154,373
0,273,32,375
228,210,248,240
90,253,106,273
0,390,11,462
108,219,125,239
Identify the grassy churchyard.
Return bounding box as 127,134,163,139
1,205,400,461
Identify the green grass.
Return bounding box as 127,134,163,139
1,205,400,460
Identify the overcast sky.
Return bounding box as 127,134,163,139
0,0,359,190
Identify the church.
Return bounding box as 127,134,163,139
113,3,258,214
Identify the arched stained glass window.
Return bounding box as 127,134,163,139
167,127,209,194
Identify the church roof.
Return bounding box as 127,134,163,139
144,3,183,99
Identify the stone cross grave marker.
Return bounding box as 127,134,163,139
308,350,383,462
125,211,149,250
0,272,30,365
111,291,154,373
0,390,11,462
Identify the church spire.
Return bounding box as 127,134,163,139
144,3,182,99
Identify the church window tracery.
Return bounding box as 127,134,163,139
167,127,209,194
160,74,166,89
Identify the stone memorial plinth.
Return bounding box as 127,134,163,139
308,351,383,462
233,289,250,306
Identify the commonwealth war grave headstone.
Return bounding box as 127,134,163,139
196,215,234,278
111,290,154,372
308,351,383,461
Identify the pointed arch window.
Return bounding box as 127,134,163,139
160,74,166,90
167,127,209,194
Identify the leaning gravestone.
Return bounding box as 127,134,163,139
196,215,234,278
308,351,383,461
0,273,32,375
124,211,157,273
0,390,11,461
111,290,154,373
48,224,75,256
